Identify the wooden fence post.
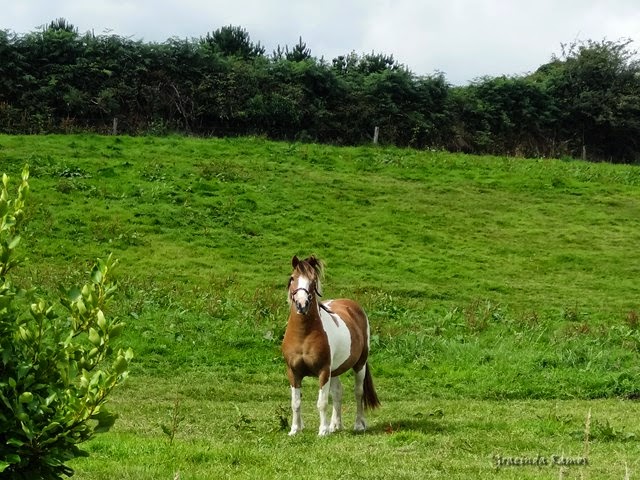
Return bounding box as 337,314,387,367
373,126,379,145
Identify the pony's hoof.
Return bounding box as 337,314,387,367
288,427,302,436
318,426,331,436
354,420,367,433
329,422,342,433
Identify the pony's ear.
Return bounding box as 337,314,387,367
291,255,300,268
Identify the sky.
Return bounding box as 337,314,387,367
3,0,639,85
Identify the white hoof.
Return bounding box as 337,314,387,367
329,422,342,433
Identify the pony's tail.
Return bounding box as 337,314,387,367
363,362,381,410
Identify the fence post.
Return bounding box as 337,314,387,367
112,117,118,136
373,126,379,145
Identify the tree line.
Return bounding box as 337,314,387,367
1,19,639,162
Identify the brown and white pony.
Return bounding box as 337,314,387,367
282,255,380,436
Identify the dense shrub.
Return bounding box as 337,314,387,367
0,167,132,479
1,20,639,162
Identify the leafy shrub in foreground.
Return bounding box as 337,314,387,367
0,167,132,479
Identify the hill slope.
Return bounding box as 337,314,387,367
2,134,640,478
3,134,639,314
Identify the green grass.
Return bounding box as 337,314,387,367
1,134,640,478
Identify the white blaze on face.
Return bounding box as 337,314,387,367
319,301,352,371
292,276,311,309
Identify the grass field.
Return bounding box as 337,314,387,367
1,134,640,478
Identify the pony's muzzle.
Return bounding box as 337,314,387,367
292,288,311,314
294,297,310,314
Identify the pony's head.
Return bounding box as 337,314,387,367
288,255,324,315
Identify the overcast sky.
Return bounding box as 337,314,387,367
3,0,639,85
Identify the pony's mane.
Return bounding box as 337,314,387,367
294,256,324,282
289,255,324,298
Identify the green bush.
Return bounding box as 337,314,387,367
0,167,132,479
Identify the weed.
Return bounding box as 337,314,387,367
274,405,289,432
57,166,90,178
583,408,591,460
626,310,639,330
520,310,540,327
563,322,591,336
250,287,282,324
590,419,637,442
562,303,584,322
160,395,183,446
232,404,255,432
464,299,500,333
370,291,407,321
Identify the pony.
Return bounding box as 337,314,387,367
281,255,380,436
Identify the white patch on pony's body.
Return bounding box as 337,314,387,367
319,300,352,372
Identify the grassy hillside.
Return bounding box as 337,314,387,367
1,134,640,478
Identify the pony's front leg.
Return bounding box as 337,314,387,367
289,386,303,435
317,372,331,436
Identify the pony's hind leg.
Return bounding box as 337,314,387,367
354,367,367,432
329,376,343,432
